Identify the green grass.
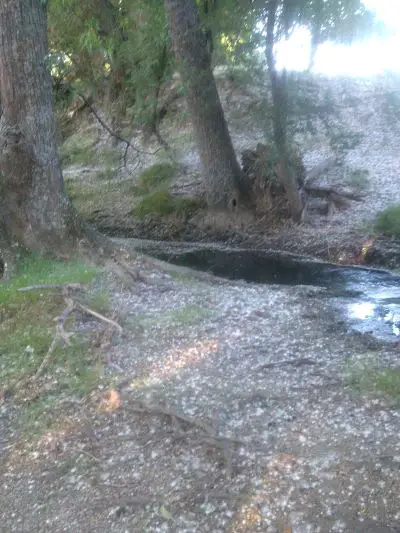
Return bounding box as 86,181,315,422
132,190,205,219
345,356,400,404
97,147,121,167
85,289,110,314
135,163,177,193
375,369,400,402
95,168,116,181
166,304,212,325
0,255,103,436
60,131,120,169
0,254,98,304
59,131,98,166
374,204,400,238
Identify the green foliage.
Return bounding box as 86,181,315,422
301,0,382,46
136,163,177,193
59,131,98,166
48,0,173,131
374,205,400,238
132,191,205,218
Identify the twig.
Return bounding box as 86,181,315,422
124,400,243,476
255,357,317,371
77,93,162,166
124,401,215,435
76,302,123,333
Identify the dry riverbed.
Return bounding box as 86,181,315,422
1,258,400,533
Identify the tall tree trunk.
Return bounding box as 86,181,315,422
0,0,82,259
265,0,303,222
164,0,246,209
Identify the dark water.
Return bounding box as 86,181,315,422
152,247,400,342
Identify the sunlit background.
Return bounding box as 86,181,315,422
275,0,400,76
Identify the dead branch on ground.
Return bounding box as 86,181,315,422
124,400,244,476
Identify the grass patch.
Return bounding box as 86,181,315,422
0,254,103,436
132,190,205,219
95,167,116,181
85,289,110,315
345,356,400,404
135,163,176,193
374,204,400,238
59,131,98,166
375,369,400,401
65,179,132,219
97,147,121,167
166,304,212,325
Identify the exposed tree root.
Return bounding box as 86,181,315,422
123,400,244,476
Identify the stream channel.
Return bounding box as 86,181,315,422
128,240,400,343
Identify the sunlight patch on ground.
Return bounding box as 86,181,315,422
145,339,219,384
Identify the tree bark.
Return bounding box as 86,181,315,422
164,0,246,209
265,0,303,222
0,0,82,259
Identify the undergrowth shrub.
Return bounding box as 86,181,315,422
375,204,400,238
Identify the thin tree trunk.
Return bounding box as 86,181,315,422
265,0,303,222
164,0,247,209
0,0,82,256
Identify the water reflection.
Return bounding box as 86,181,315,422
348,301,400,337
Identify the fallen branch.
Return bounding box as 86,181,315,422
125,401,215,435
303,183,364,203
17,283,84,293
124,400,243,476
255,357,317,371
76,302,122,333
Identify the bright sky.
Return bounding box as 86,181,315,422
275,0,400,76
